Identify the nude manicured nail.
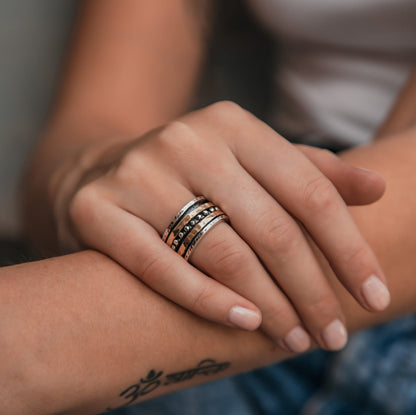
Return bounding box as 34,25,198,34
322,319,348,351
283,326,311,353
229,306,262,331
361,274,391,311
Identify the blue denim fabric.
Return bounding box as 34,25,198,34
105,315,416,415
300,314,416,415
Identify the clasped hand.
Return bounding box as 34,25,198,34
50,101,390,353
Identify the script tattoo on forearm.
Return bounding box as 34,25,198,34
106,359,230,411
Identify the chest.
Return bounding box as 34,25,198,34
247,0,416,53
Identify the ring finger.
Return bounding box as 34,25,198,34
182,158,348,351
108,175,315,352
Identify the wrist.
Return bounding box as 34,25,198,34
22,119,136,254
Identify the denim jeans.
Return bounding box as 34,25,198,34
106,314,416,415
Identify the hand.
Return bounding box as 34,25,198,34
50,101,389,352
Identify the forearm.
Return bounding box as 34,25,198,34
376,66,416,138
5,128,416,413
49,0,211,138
336,126,416,328
0,251,281,415
21,0,212,250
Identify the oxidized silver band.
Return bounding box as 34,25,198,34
162,196,229,261
183,213,229,261
162,196,206,242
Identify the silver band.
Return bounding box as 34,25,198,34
162,196,229,262
165,201,215,247
162,196,206,242
183,213,229,261
176,208,225,256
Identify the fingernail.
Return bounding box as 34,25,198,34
229,306,262,331
322,319,348,350
361,274,391,311
283,326,311,353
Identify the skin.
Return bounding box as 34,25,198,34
22,0,390,355
45,102,388,354
4,125,416,414
376,66,416,139
12,0,416,413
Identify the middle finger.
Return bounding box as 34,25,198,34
185,155,349,351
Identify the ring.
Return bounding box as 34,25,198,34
162,196,229,261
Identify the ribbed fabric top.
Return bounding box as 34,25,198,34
247,0,416,147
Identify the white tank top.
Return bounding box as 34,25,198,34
247,0,416,147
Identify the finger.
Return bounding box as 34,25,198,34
206,105,390,313
105,154,314,353
184,159,348,351
68,187,262,331
111,171,313,352
296,144,386,205
189,221,313,353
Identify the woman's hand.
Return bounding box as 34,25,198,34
50,101,389,353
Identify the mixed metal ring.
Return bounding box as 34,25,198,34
162,196,229,261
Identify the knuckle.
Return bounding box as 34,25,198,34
343,244,369,270
258,213,299,255
297,145,335,164
68,185,102,228
263,304,295,330
204,238,249,281
157,121,198,153
302,175,338,213
139,252,171,283
115,148,148,182
305,294,340,324
268,220,297,250
205,100,245,121
216,248,249,284
190,285,217,315
155,121,205,172
314,148,339,167
115,121,199,182
316,148,334,160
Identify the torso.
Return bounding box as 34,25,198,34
1,1,416,236
247,0,416,147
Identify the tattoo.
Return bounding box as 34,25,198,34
106,359,230,411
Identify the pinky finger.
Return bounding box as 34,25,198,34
73,200,263,331
296,144,386,205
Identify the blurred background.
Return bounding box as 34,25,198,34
0,1,273,264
